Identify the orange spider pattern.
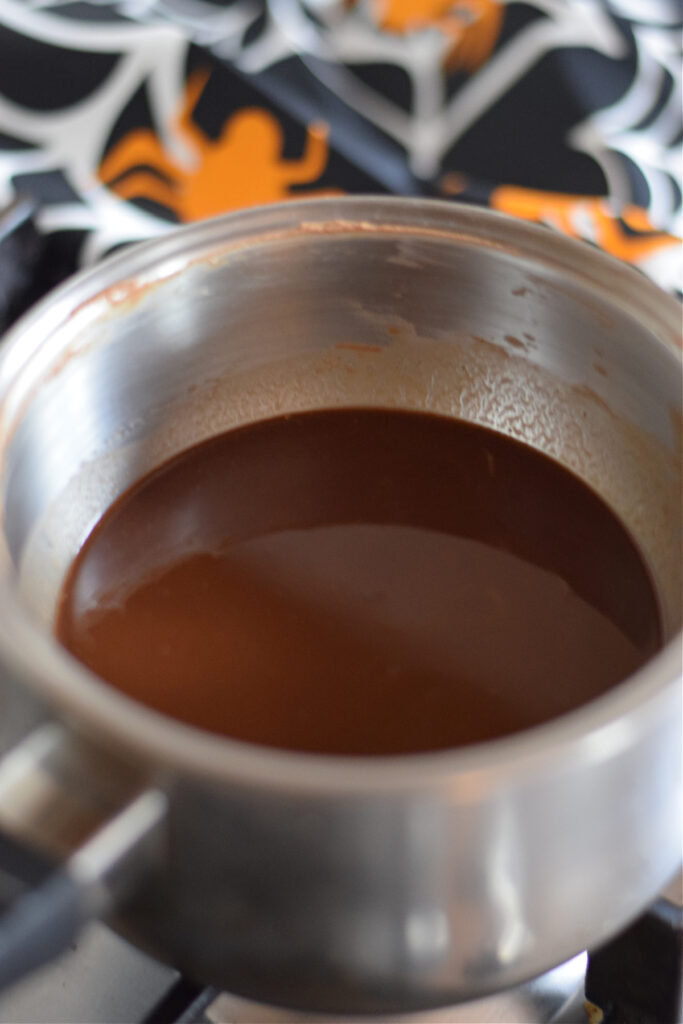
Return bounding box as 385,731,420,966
360,0,503,72
491,185,681,263
98,69,340,221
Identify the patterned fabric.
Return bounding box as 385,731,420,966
0,0,680,291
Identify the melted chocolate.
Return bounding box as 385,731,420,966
55,408,661,755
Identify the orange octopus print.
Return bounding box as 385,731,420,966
491,185,681,264
98,69,340,221
363,0,503,72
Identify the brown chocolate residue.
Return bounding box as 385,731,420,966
473,335,495,348
505,335,526,350
335,343,383,353
670,407,682,457
573,383,618,419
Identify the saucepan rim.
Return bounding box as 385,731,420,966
0,196,680,793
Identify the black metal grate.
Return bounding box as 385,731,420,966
586,897,683,1024
142,978,219,1024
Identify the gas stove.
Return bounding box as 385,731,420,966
0,879,681,1024
0,927,587,1024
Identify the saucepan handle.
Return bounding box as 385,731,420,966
0,199,166,989
0,723,167,991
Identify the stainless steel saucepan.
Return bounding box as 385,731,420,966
0,198,680,1014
